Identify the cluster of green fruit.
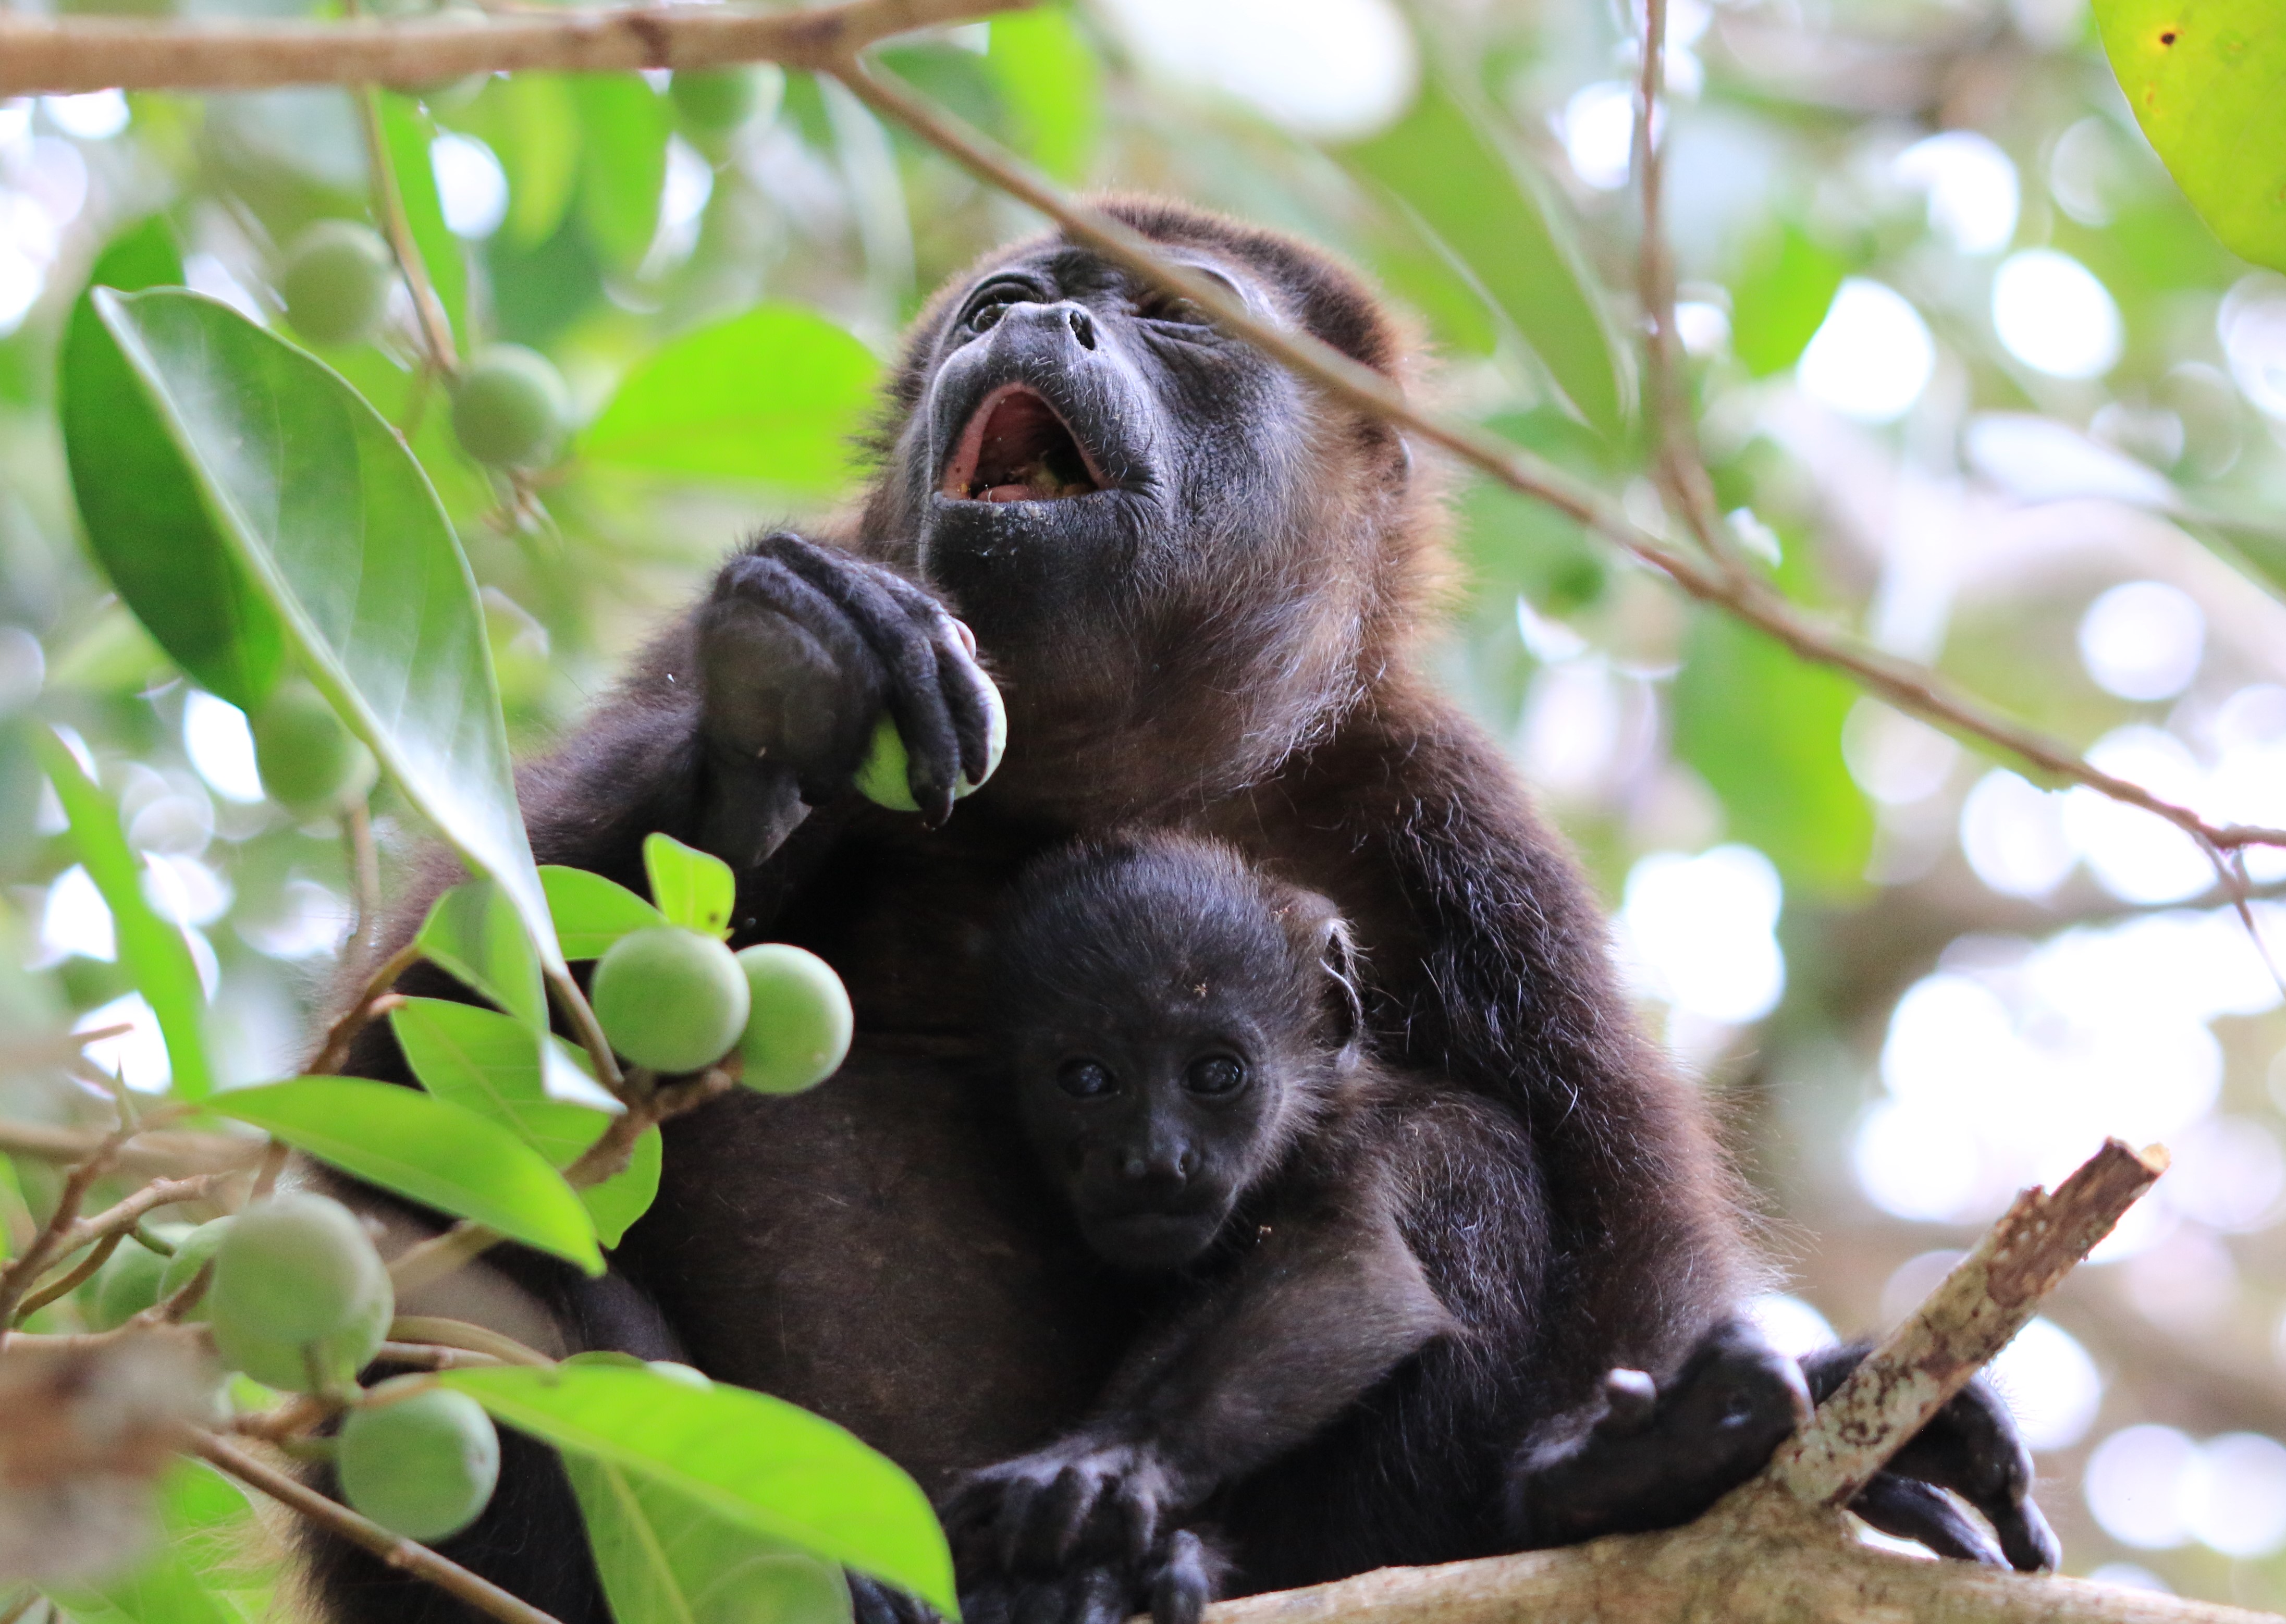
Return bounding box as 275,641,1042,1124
593,931,851,1089
275,220,570,470
94,1192,501,1542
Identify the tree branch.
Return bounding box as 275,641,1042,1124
1764,1137,2167,1507
832,58,2286,859
0,0,1019,95
1193,1139,2194,1624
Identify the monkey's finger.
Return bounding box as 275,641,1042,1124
996,1474,1051,1574
769,538,963,824
1884,1376,2056,1572
1849,1474,2007,1567
1072,1565,1133,1624
1151,1531,1218,1624
1032,1463,1101,1568
705,552,883,783
871,572,998,788
1115,1480,1162,1567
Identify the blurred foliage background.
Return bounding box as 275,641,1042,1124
5,0,2286,1610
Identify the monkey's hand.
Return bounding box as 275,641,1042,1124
1803,1342,2059,1573
960,1529,1227,1624
1506,1318,1807,1551
944,1435,1196,1575
699,531,998,829
1506,1320,2059,1573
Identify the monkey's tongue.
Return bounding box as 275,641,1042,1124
944,386,1103,501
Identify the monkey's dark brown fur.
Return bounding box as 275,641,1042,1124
313,198,2050,1624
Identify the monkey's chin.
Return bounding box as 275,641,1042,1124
1080,1210,1226,1274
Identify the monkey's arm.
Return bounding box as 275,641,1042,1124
1305,708,2055,1569
946,1190,1452,1575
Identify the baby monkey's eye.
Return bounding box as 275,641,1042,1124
1185,1056,1245,1096
1058,1060,1115,1098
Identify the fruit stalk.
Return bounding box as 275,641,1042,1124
188,1430,561,1624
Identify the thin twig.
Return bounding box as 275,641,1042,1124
24,1173,227,1284
546,965,627,1098
1764,1137,2167,1507
0,1117,140,1329
311,940,422,1076
189,1430,566,1624
833,57,2286,859
345,799,384,963
10,1229,125,1323
1631,0,1740,576
351,84,458,377
0,0,1019,94
0,1117,260,1174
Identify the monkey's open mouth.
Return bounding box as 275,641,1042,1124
940,384,1107,504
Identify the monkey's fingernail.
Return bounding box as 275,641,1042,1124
1604,1368,1656,1429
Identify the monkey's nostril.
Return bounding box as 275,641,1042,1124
1120,1153,1149,1182
1067,307,1097,350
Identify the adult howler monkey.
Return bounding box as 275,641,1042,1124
318,198,2053,1624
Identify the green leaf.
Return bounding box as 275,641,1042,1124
567,1455,853,1624
542,865,668,959
580,1125,660,1249
34,728,212,1100
63,230,285,715
644,832,736,938
1670,609,1873,899
574,75,671,273
441,1363,954,1614
1345,80,1630,437
392,998,658,1246
1729,224,1848,378
377,92,467,352
584,305,880,491
984,9,1101,184
419,880,547,1029
2096,0,2286,273
78,288,566,988
214,1076,603,1273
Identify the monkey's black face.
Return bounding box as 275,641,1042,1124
908,244,1299,639
1016,1030,1289,1273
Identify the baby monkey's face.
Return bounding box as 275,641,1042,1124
1014,1004,1299,1272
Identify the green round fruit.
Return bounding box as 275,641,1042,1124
210,1192,390,1344
591,926,752,1074
211,1272,390,1393
254,684,378,811
670,67,760,133
279,220,396,347
158,1217,234,1320
339,1388,501,1542
88,1223,191,1330
733,944,852,1096
451,344,570,468
852,671,1007,814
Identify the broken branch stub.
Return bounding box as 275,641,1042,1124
1768,1136,2168,1510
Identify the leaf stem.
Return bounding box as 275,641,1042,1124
312,939,423,1076
351,83,459,378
